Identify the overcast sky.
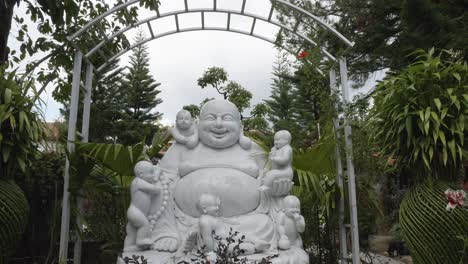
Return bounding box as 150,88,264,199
9,0,380,126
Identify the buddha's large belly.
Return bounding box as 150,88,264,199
174,168,260,217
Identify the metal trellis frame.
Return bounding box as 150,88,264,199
59,0,360,263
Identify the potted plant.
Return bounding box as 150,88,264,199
370,49,468,263
0,67,44,262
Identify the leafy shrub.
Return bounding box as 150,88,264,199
371,49,467,181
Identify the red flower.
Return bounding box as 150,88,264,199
445,189,467,211
298,51,309,59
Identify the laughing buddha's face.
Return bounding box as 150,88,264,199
198,100,241,149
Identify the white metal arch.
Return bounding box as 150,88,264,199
97,27,326,74
68,0,354,48
60,1,361,264
91,7,340,72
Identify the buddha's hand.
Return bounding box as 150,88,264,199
271,178,293,197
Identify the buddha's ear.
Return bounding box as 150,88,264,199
239,125,252,150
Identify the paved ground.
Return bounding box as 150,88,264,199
359,252,412,264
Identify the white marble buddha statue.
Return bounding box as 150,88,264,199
120,99,309,264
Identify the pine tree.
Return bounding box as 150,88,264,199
89,59,124,143
117,32,163,145
264,53,297,132
289,64,329,146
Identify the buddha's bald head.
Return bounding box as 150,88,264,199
198,100,242,149
200,100,241,121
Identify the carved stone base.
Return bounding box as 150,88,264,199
118,247,309,264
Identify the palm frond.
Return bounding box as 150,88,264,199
77,142,146,176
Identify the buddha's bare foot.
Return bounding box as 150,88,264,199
123,245,138,252
254,240,270,252
136,238,152,247
152,237,178,252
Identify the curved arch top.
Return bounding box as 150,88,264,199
96,27,325,76
67,0,354,70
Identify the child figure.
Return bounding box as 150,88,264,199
124,160,161,251
171,109,198,149
277,195,305,250
197,193,270,255
261,130,293,188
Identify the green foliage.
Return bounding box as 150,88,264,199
265,52,331,147
0,179,30,263
276,0,467,78
71,138,168,259
183,104,200,119
243,103,270,132
264,56,296,131
14,151,64,263
2,0,153,104
0,67,44,179
197,67,252,117
89,59,124,143
371,49,468,181
197,67,229,99
146,129,171,160
293,129,337,217
82,165,129,259
399,180,468,263
224,81,252,116
117,32,163,145
77,142,146,177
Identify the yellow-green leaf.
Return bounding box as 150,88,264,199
439,131,446,145
442,147,448,165
448,140,457,161
4,88,11,104
433,98,441,111
406,116,413,139
19,111,26,132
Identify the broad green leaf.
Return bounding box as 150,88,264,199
433,98,441,111
78,142,145,176
424,107,431,121
448,140,457,161
9,115,18,131
442,147,448,165
418,110,425,121
2,146,11,162
4,88,11,104
441,108,448,119
18,111,26,132
406,116,413,139
452,72,461,82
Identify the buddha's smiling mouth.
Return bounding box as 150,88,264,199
211,130,228,138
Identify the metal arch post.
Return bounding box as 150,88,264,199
330,68,348,262
339,57,360,264
59,50,83,263
72,62,93,264
81,63,93,143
